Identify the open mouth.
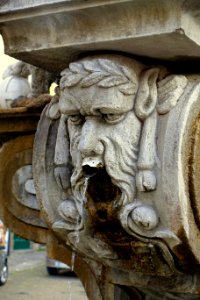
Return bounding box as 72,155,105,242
82,167,121,222
85,168,120,203
82,165,100,178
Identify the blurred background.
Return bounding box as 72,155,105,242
0,35,18,81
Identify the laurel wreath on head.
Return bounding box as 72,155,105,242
60,59,137,96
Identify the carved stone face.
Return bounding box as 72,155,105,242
55,56,161,234
59,84,142,211
33,54,190,274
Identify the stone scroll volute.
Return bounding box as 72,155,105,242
33,55,200,275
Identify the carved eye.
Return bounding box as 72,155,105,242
103,113,125,124
68,114,84,125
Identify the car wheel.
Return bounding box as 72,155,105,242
0,261,8,285
47,266,59,276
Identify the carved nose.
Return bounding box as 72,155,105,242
79,141,104,157
78,120,104,157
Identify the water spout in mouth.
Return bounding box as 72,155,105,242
82,165,99,178
82,157,103,178
82,177,89,202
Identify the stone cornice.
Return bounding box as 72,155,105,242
0,0,200,72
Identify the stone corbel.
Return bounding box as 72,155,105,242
32,54,200,298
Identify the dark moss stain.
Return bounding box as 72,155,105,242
174,228,200,273
85,168,172,275
187,113,200,230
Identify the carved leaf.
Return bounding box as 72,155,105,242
60,70,72,89
64,74,84,87
157,75,187,114
118,83,136,95
98,75,127,88
60,58,135,90
81,72,108,87
69,62,85,73
121,66,135,81
60,68,71,77
83,61,101,72
98,59,122,75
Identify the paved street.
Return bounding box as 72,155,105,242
0,250,88,300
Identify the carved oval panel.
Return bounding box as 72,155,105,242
0,135,47,244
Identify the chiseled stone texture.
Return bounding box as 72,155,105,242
33,54,200,277
31,54,200,298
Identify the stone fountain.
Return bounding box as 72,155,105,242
1,1,200,299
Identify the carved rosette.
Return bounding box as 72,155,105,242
33,55,200,276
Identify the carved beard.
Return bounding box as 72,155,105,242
70,135,138,208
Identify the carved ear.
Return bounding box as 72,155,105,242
135,68,159,120
156,75,188,114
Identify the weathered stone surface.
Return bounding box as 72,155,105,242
1,0,200,72
1,1,200,299
32,54,200,298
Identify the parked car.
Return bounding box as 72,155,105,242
0,220,10,285
46,256,71,275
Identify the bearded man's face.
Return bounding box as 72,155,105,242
59,84,141,211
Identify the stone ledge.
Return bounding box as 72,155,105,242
0,0,200,72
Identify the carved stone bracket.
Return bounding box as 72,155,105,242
1,0,200,72
32,54,200,298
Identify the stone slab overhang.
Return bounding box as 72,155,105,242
0,0,200,73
